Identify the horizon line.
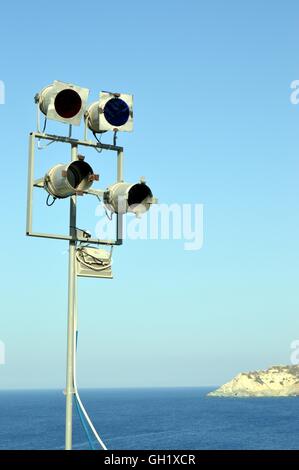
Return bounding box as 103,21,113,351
0,385,218,392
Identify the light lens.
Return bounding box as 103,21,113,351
128,183,152,207
104,98,130,127
54,89,82,118
67,161,93,189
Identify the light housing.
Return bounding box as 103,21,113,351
86,92,133,133
44,160,97,199
37,80,89,126
104,179,156,217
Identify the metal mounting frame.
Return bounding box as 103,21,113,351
26,132,124,246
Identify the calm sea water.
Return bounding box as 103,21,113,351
0,388,299,450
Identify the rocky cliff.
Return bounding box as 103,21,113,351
208,365,299,397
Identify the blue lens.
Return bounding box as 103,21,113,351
103,98,130,127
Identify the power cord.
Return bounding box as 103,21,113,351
92,131,103,153
73,273,108,450
46,194,56,206
95,194,113,221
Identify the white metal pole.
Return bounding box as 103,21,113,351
117,149,124,182
117,149,124,242
65,143,78,450
26,133,35,235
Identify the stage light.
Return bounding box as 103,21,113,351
104,180,156,216
86,92,133,133
36,80,89,125
44,160,97,199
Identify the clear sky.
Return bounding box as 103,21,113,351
0,0,299,389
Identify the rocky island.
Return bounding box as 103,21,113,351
208,365,299,397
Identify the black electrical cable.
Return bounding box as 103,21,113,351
46,194,56,206
113,130,118,146
92,131,103,153
42,117,47,133
92,131,101,143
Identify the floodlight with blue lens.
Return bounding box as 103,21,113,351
86,91,133,133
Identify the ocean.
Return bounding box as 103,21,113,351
0,387,299,450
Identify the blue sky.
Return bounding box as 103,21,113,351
1,0,299,389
